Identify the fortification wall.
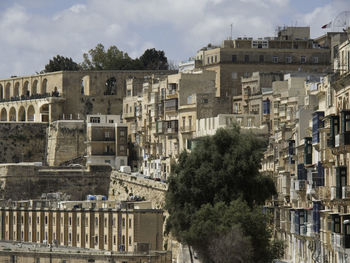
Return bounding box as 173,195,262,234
46,121,86,166
0,164,111,200
109,172,167,209
0,122,47,163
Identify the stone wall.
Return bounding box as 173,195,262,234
108,172,167,209
46,121,86,166
0,122,47,163
0,164,111,200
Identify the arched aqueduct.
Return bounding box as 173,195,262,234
0,76,61,122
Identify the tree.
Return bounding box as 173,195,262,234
165,125,280,263
81,44,169,70
81,43,137,70
139,48,168,70
43,55,80,73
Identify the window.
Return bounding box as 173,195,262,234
104,218,107,226
259,55,264,63
182,117,185,128
273,56,278,63
313,57,319,64
301,56,306,63
286,56,292,63
109,120,114,123
122,235,125,244
104,235,107,244
95,217,98,226
77,217,79,226
129,218,132,228
114,235,116,245
203,98,208,104
189,116,192,129
113,218,116,227
122,218,125,228
95,236,98,244
90,117,100,123
45,216,48,225
86,234,89,242
231,72,237,79
214,56,217,63
244,55,249,63
207,57,209,64
69,217,72,226
232,55,237,62
77,234,79,242
211,56,213,63
105,77,117,95
129,236,132,245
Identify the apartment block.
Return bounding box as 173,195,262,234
262,33,350,263
86,114,128,169
123,70,230,178
195,26,333,115
0,198,163,253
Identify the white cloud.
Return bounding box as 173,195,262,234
0,0,344,78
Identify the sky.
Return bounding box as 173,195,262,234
0,0,348,77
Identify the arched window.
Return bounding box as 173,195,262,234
18,106,26,121
5,83,11,99
14,82,20,97
1,108,7,121
31,80,38,95
22,81,29,97
105,77,117,95
27,105,35,121
0,85,3,100
41,79,47,94
9,107,16,121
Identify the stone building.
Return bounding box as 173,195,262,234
122,70,230,177
261,34,350,263
0,198,163,253
0,70,173,123
195,26,333,112
86,115,128,169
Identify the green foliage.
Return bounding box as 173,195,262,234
139,48,168,70
165,125,280,263
43,55,80,72
81,44,169,70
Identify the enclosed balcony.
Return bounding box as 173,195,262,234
312,111,324,144
164,98,178,112
304,137,312,165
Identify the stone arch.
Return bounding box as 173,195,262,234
1,108,7,121
31,80,38,95
22,81,29,97
40,104,49,122
105,77,117,95
81,75,90,95
9,107,16,121
41,79,47,94
27,105,35,121
14,82,20,97
18,106,26,121
0,84,3,100
5,83,11,99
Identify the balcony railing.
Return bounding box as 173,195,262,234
0,92,60,103
180,126,194,133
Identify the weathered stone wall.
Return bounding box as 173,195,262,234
108,172,167,209
0,123,47,163
0,164,111,200
46,121,86,166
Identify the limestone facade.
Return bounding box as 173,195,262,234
0,199,163,253
0,70,174,123
195,26,337,112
